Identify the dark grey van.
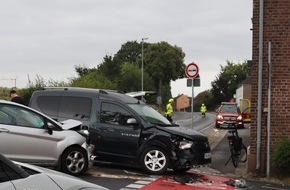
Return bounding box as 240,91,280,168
29,87,211,175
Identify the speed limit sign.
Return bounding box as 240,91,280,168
185,62,199,78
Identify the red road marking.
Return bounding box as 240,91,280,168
140,171,235,190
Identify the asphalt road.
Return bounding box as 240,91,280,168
79,112,290,190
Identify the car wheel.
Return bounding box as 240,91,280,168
61,147,88,176
140,147,169,175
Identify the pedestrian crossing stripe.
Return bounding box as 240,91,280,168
119,177,158,190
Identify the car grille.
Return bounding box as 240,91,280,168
224,116,236,121
191,141,211,153
191,141,211,165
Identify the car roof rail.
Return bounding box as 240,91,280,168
43,87,69,91
221,102,237,105
41,87,125,94
99,89,124,94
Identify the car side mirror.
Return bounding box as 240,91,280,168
47,122,54,135
127,118,138,125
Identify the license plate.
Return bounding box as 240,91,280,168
204,153,211,159
222,124,230,128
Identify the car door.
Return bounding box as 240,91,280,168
0,103,64,164
90,101,141,157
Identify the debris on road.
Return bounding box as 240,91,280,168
140,170,246,190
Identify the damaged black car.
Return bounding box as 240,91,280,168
88,91,211,175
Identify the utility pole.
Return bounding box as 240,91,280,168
141,37,148,92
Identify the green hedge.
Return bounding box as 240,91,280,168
272,138,290,172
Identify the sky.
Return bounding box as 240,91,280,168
0,0,252,97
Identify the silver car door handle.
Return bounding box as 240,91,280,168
0,128,10,133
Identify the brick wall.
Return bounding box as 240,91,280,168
250,0,290,174
175,94,190,111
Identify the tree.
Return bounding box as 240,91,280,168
194,90,214,111
70,40,186,107
114,41,143,64
75,65,97,77
119,62,154,93
71,69,117,89
211,60,249,105
97,55,121,81
144,41,186,99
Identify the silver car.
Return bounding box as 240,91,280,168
0,100,89,176
0,154,107,190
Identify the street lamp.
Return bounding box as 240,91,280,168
141,37,148,92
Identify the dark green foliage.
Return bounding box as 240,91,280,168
97,55,121,81
71,70,117,90
162,84,172,106
272,138,290,172
75,65,97,77
119,63,154,93
211,60,250,105
145,41,186,89
70,40,186,108
115,41,143,64
0,88,12,101
193,90,214,111
18,75,69,105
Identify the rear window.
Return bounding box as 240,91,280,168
59,96,92,121
220,104,240,113
37,96,61,119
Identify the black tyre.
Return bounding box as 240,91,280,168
230,146,239,167
61,147,88,176
239,144,247,163
140,147,169,175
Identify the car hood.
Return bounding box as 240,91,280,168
156,125,208,141
60,119,83,130
218,112,240,117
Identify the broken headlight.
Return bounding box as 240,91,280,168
178,140,193,150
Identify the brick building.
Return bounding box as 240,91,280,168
175,94,190,111
249,0,290,175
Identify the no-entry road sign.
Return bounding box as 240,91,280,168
185,62,199,78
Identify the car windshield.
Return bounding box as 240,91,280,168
220,105,239,113
128,104,171,125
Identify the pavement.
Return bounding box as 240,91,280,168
198,125,248,176
198,124,290,187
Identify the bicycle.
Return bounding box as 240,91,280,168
225,125,247,167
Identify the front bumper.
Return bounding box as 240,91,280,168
217,121,244,128
171,141,211,169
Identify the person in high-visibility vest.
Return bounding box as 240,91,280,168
165,98,174,123
200,103,207,118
